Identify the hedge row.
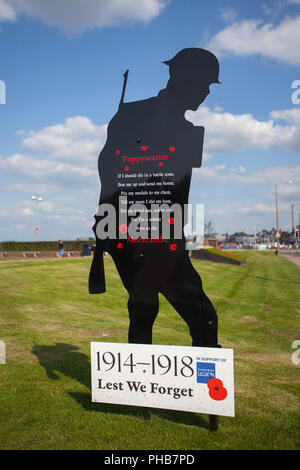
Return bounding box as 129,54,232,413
191,248,246,265
0,240,94,252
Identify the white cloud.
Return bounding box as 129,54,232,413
231,165,300,185
269,108,300,152
0,115,107,196
234,203,276,214
18,205,34,217
2,106,299,194
1,108,299,238
4,0,167,35
22,116,107,165
0,0,15,22
229,166,246,173
219,6,237,23
208,202,277,218
186,106,299,155
1,107,299,238
37,200,55,213
194,162,300,187
206,15,300,65
0,206,8,216
17,199,55,217
261,0,286,20
0,152,97,189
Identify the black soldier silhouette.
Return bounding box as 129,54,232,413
89,48,221,348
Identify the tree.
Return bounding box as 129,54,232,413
204,220,215,237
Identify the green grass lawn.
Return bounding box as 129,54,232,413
0,251,299,450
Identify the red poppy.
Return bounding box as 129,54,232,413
207,378,227,401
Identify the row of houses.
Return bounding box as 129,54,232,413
209,230,299,247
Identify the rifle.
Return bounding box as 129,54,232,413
119,69,129,107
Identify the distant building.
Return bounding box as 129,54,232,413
211,233,225,241
229,232,254,245
204,237,218,248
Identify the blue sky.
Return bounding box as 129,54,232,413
0,0,300,241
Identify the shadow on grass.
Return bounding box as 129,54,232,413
32,342,209,430
32,342,91,388
69,392,210,429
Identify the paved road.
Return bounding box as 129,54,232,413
281,253,300,268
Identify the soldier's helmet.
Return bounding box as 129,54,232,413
163,48,221,84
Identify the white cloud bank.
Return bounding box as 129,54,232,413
186,106,300,156
193,163,300,188
1,106,299,237
1,106,299,195
206,15,300,65
22,115,108,164
0,116,107,191
0,0,167,34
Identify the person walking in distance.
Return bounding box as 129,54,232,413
58,240,64,258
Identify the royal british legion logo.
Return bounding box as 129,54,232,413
196,362,216,384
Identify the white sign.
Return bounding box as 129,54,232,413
91,342,234,417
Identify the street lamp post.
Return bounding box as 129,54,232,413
31,195,43,240
275,180,292,256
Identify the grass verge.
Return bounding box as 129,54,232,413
0,251,299,450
